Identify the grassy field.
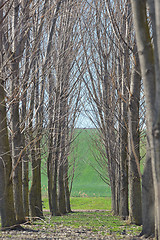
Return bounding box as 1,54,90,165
41,128,111,198
43,197,112,211
41,128,146,199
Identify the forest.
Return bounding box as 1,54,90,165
0,0,160,239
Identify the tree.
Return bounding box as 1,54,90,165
131,0,160,237
128,46,142,225
0,0,16,229
46,0,83,215
79,0,142,221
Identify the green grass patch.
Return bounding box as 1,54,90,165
47,211,142,238
41,196,141,238
1,197,142,239
42,197,111,211
70,197,112,210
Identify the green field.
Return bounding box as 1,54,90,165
41,128,111,198
41,128,146,198
43,197,112,210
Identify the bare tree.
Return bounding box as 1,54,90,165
131,0,160,237
0,0,16,229
128,46,142,225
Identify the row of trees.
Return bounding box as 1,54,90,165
81,0,143,226
82,0,160,238
0,0,83,228
1,0,160,239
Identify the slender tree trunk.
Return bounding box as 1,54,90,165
151,0,160,238
141,144,155,237
64,113,71,213
58,80,70,214
58,159,66,214
29,147,43,218
57,111,66,214
21,2,30,218
47,74,54,213
29,72,43,219
47,142,54,213
131,0,156,236
10,0,25,224
0,7,16,225
0,85,16,228
64,158,71,213
128,48,142,225
119,53,129,219
0,80,16,229
21,54,29,218
50,86,60,216
11,57,25,223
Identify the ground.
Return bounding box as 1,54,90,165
0,210,154,240
0,225,117,239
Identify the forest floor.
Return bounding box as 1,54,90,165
0,210,153,240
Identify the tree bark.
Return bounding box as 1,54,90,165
119,51,129,219
131,0,155,236
0,87,16,228
141,145,155,237
0,5,16,226
21,0,30,218
151,0,160,238
29,75,43,219
10,0,25,224
128,48,142,225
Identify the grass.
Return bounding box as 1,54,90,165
0,195,142,239
43,197,112,211
70,129,110,197
70,197,112,210
47,211,142,238
40,197,142,239
41,128,111,198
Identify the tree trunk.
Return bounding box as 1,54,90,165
0,93,16,228
22,139,29,218
49,86,60,216
141,145,155,237
47,74,54,213
151,0,160,238
119,56,129,219
128,48,142,225
0,85,16,229
21,7,30,217
57,112,66,214
29,148,43,218
58,159,66,214
64,158,71,213
131,0,156,236
29,74,43,219
11,57,25,223
10,0,25,224
0,10,16,225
